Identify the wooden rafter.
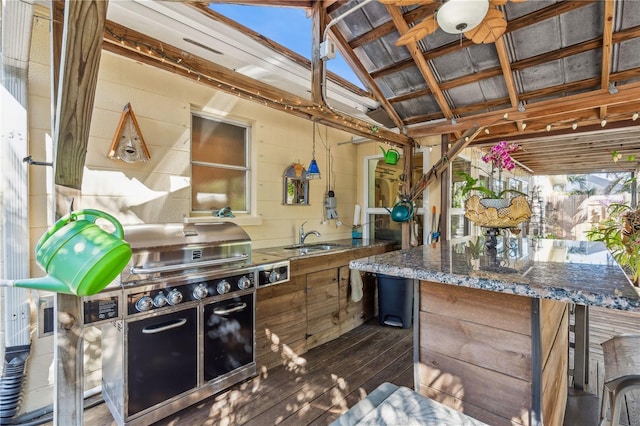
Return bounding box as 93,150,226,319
384,3,459,138
367,1,595,81
494,37,523,131
381,24,640,113
330,29,405,129
599,0,615,120
409,80,640,136
348,3,439,49
310,0,326,105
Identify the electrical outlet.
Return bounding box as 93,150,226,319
38,295,54,337
320,40,336,60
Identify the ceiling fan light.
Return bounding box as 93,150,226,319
437,0,490,34
633,112,639,121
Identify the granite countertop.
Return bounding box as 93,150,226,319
252,239,396,265
350,237,640,312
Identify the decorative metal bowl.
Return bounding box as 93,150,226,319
464,195,532,228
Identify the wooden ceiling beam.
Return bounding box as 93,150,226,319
599,0,615,120
385,26,640,108
369,0,595,80
102,20,411,146
385,4,457,136
310,0,326,104
330,29,405,129
515,139,640,155
409,80,640,136
473,118,640,146
494,37,523,130
348,3,439,49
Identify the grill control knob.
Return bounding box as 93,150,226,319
166,289,183,305
135,296,154,312
193,283,208,300
217,280,231,294
153,293,168,308
269,270,281,283
238,276,252,289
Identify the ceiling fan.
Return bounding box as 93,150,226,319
380,0,527,45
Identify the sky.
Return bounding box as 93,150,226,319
209,4,363,88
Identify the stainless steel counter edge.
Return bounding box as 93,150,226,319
349,240,640,312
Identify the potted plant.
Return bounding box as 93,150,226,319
587,203,640,287
584,153,640,286
457,141,532,228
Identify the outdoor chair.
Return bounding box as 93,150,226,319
599,333,640,426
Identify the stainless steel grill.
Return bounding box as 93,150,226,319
93,222,277,426
121,222,252,283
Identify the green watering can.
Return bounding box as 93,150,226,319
1,209,131,296
380,146,400,165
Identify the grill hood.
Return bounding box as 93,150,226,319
120,222,252,283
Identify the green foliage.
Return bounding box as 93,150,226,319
586,203,640,285
455,171,527,199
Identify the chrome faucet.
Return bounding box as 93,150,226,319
299,221,321,245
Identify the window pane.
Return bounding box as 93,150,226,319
192,165,246,211
452,157,471,209
371,159,403,208
412,152,424,206
368,214,401,241
192,115,246,166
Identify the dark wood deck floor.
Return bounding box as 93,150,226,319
83,319,413,426
76,307,640,426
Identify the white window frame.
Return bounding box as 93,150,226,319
362,148,429,244
188,111,259,225
449,152,472,241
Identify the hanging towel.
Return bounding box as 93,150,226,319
350,269,363,302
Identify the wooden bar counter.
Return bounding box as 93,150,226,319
349,237,640,426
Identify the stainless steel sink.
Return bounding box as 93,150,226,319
305,243,348,250
283,243,348,252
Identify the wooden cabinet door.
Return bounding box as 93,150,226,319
306,267,340,350
339,267,379,334
255,275,307,369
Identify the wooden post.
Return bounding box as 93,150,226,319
402,143,414,249
50,1,108,424
55,294,84,426
53,0,108,189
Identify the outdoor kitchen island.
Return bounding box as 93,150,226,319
349,237,640,426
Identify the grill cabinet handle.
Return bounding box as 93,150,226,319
130,254,249,274
213,302,247,315
141,318,187,334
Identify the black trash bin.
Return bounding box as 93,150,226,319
377,274,413,329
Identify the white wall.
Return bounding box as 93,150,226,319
21,15,359,412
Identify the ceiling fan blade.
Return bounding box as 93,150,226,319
379,0,437,5
396,15,439,45
489,0,508,5
464,8,506,44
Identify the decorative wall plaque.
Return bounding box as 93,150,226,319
108,103,151,163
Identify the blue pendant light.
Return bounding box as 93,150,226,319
307,122,321,179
